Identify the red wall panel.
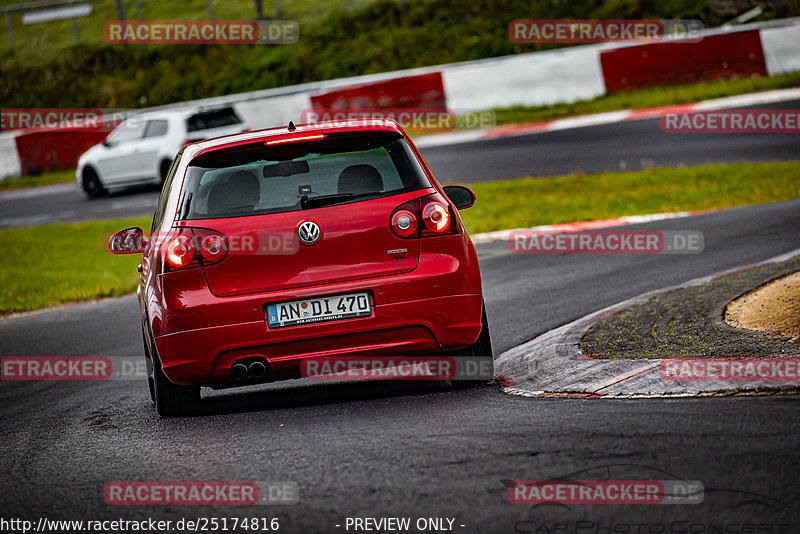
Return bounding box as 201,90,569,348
14,129,108,175
600,31,767,93
310,72,446,110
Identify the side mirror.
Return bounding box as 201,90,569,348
443,185,475,210
108,227,146,254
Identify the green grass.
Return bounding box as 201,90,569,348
459,161,800,234
0,217,149,315
488,72,800,126
0,169,77,190
2,161,798,315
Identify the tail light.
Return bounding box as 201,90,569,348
422,201,450,233
390,193,459,239
162,228,228,271
391,209,417,238
165,235,195,269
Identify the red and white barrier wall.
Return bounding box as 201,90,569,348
599,31,768,93
0,135,21,179
761,23,800,74
442,44,605,111
2,19,798,179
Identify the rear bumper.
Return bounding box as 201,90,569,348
155,294,482,385
151,235,484,385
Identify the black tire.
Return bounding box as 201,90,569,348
147,329,201,417
141,328,155,403
81,167,106,199
450,305,494,388
159,159,172,184
153,362,201,417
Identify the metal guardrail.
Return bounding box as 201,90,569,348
2,0,91,48
2,0,289,49
0,0,86,12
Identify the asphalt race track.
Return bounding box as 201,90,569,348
1,100,799,228
1,199,799,529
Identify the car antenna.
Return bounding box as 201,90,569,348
288,121,296,131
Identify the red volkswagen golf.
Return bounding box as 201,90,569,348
109,119,492,416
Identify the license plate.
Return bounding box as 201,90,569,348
266,292,371,328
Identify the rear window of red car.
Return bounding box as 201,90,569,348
177,132,430,220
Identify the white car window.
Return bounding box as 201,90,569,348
186,108,242,133
144,120,169,138
107,119,146,144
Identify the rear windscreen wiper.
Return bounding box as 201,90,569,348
300,192,380,209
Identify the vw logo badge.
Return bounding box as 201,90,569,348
297,221,321,245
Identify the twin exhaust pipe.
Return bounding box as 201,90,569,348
230,358,268,381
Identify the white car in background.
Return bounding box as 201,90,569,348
76,106,247,198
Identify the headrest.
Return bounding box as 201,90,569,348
207,170,260,214
337,164,383,195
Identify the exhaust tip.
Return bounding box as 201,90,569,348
248,361,267,379
231,363,249,381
